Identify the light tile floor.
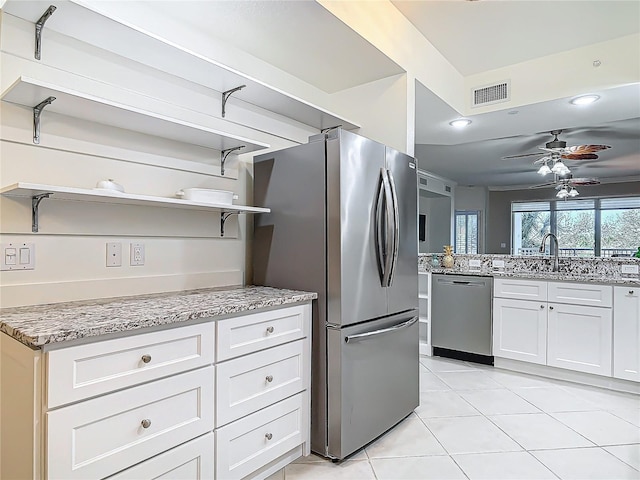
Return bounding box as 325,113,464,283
285,355,640,480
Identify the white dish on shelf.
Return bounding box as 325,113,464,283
176,188,238,205
95,179,125,192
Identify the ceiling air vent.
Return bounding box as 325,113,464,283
471,80,510,108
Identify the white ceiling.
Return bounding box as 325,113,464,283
391,1,640,76
149,0,403,93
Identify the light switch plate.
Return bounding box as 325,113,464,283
621,264,639,275
1,243,35,270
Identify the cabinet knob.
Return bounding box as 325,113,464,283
630,290,635,295
141,354,152,364
265,433,273,440
549,306,554,310
141,419,152,429
266,326,274,334
540,305,545,309
266,375,274,383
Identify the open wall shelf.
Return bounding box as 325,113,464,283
1,182,270,235
0,76,270,153
2,0,360,132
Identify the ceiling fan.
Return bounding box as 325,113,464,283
529,173,601,198
503,129,611,162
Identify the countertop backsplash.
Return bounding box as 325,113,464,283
419,253,640,285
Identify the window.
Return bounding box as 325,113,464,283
511,196,640,257
455,210,479,254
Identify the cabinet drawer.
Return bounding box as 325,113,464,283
217,340,305,426
494,278,547,301
216,393,305,480
47,322,214,408
217,305,306,361
548,282,612,308
108,433,214,479
47,367,214,480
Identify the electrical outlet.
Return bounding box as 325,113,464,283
130,243,145,266
621,264,639,275
469,259,481,270
106,242,122,267
493,259,505,270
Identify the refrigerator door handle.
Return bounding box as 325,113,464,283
386,169,400,286
375,169,386,284
381,169,394,287
344,316,418,344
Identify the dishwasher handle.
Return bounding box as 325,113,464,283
438,279,486,287
345,316,418,344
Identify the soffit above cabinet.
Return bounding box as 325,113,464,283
1,0,361,132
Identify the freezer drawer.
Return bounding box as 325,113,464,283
326,311,419,459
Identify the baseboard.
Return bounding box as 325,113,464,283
494,357,640,395
433,347,494,366
0,270,243,307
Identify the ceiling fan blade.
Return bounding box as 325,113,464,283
533,155,553,164
501,152,545,160
528,181,558,189
562,153,599,160
566,144,611,154
570,178,601,186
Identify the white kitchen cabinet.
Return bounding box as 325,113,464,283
0,302,312,479
418,272,431,355
493,298,547,365
547,303,612,376
613,286,640,381
493,278,616,378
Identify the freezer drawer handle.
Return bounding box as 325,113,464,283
344,316,418,344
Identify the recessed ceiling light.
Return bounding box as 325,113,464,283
570,94,600,106
449,119,471,128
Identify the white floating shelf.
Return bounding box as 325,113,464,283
1,182,270,234
2,0,360,132
1,76,270,154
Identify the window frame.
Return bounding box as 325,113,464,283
454,210,480,254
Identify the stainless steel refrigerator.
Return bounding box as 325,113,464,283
252,128,418,460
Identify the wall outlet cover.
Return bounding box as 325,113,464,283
492,259,505,269
621,264,639,275
106,242,122,267
130,243,145,266
1,243,35,270
469,259,481,269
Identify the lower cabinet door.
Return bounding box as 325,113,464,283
108,433,214,479
47,367,214,479
493,298,547,365
613,287,640,382
216,393,305,480
547,303,612,376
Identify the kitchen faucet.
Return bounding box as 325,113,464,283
539,233,560,272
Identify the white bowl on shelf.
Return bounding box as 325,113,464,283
94,179,125,193
176,188,238,205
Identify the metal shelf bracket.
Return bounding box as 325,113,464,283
32,193,52,233
220,145,245,176
221,85,246,118
33,96,56,144
220,211,241,237
35,5,57,60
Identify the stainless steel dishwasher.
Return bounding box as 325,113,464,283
431,274,493,365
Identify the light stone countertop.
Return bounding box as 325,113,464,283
0,285,317,348
424,268,640,287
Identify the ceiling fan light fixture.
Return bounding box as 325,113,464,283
570,94,600,106
556,187,569,199
551,160,568,174
449,119,472,128
568,187,579,197
537,164,552,175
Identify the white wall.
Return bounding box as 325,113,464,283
0,11,314,307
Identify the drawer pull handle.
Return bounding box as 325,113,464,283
266,375,274,383
265,433,273,440
141,419,152,429
141,354,152,364
549,306,554,310
266,326,275,334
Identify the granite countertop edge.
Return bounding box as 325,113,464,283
0,285,317,349
422,268,640,286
